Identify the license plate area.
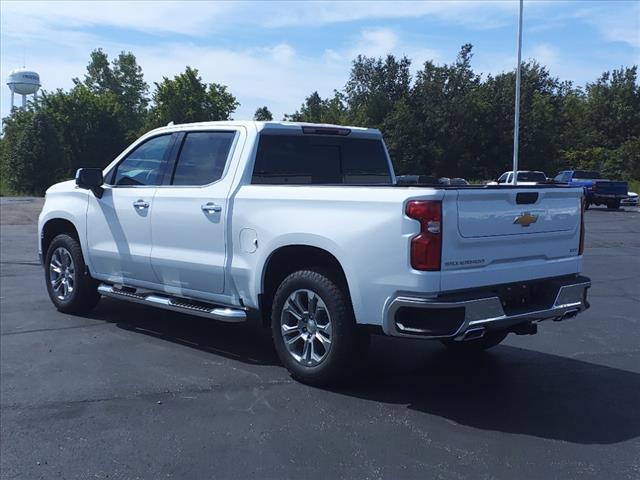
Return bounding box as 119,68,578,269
496,280,557,315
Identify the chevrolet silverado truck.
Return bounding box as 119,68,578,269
554,170,628,209
39,121,591,385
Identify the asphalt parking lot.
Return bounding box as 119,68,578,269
1,197,639,479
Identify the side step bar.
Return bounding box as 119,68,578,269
97,284,246,323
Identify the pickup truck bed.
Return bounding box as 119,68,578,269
39,121,591,385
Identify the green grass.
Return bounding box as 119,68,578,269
0,177,29,197
0,176,10,197
628,179,640,194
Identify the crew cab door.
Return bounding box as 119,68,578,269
149,128,244,299
86,133,175,284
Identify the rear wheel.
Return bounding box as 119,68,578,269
440,331,508,352
607,199,621,209
271,269,367,386
45,234,100,314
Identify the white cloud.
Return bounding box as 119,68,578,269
0,0,520,42
575,3,640,49
324,28,439,68
132,42,347,120
530,43,560,67
259,1,516,30
268,44,296,63
0,1,237,38
348,28,399,58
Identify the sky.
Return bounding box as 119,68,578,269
1,0,639,121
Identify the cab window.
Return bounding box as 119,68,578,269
171,132,235,186
554,172,571,183
111,135,173,186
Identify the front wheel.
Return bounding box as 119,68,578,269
271,269,367,386
44,234,100,314
440,331,508,353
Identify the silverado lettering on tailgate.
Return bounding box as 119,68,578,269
444,258,486,268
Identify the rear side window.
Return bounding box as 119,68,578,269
172,131,235,186
252,134,392,185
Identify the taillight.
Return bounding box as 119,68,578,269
406,200,442,271
579,197,586,255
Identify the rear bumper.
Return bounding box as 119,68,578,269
592,194,627,200
384,275,590,339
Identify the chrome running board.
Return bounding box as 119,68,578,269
97,284,246,323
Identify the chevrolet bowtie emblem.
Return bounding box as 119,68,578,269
514,212,538,227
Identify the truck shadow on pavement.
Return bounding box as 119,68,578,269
92,298,280,365
91,299,640,446
337,336,640,445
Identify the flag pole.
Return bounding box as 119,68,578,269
512,0,523,185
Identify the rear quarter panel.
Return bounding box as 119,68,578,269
230,185,443,325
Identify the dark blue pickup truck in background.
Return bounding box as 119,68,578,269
554,170,628,209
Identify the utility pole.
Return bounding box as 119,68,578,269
512,0,524,185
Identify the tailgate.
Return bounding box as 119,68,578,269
594,180,627,196
440,187,583,291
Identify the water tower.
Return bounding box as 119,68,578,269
7,68,41,109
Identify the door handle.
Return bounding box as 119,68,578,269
201,202,222,213
133,199,150,209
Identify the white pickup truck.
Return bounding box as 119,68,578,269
39,121,591,385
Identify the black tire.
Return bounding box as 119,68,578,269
584,202,590,210
44,233,100,314
607,199,621,209
440,331,508,353
271,269,367,386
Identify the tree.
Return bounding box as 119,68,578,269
4,112,65,195
254,106,273,121
40,86,128,172
344,54,412,127
147,67,238,128
285,91,348,124
585,66,640,149
80,49,117,93
77,49,149,139
1,107,36,193
397,44,482,177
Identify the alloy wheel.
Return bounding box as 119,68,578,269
280,289,332,366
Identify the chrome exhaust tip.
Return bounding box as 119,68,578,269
460,327,485,341
554,308,580,321
562,308,580,320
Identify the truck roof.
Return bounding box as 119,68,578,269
147,120,382,138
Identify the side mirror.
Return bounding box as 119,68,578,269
75,168,104,197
